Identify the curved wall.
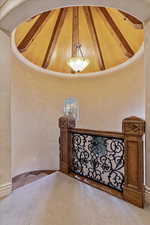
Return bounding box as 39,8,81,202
0,30,11,192
11,52,145,177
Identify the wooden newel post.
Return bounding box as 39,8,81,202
59,116,76,174
122,116,145,208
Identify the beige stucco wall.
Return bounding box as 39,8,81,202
0,30,11,187
11,53,145,177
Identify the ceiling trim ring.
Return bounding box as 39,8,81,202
11,29,144,79
0,0,150,35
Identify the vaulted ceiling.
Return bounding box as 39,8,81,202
15,6,144,74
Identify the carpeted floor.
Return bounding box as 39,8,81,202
0,172,150,225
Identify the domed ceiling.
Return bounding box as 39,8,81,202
14,6,144,74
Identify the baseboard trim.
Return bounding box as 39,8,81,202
145,186,150,204
12,170,57,191
0,182,12,199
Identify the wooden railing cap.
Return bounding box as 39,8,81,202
122,116,145,136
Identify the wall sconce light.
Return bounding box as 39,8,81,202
64,98,79,120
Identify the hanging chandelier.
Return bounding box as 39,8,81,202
67,44,89,72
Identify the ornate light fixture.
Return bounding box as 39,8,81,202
67,44,89,72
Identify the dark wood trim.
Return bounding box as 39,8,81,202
119,10,143,29
42,8,67,69
26,170,56,176
69,128,124,139
71,7,79,73
72,7,79,57
18,11,51,52
84,6,105,70
59,116,76,173
99,7,134,57
12,170,56,190
12,170,56,180
69,172,123,199
122,116,145,208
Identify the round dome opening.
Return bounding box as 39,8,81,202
12,6,144,77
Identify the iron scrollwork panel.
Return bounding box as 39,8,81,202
71,133,125,192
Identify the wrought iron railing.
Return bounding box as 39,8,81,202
59,116,145,208
71,132,124,192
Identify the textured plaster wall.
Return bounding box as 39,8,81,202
11,54,145,177
0,30,11,186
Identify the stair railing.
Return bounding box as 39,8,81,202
59,116,145,208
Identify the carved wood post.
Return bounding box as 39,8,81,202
122,116,145,208
59,116,76,174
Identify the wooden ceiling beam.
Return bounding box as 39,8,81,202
72,7,79,57
119,10,143,29
99,7,134,57
18,11,51,52
84,6,105,70
42,8,67,69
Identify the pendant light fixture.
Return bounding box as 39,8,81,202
67,44,89,72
